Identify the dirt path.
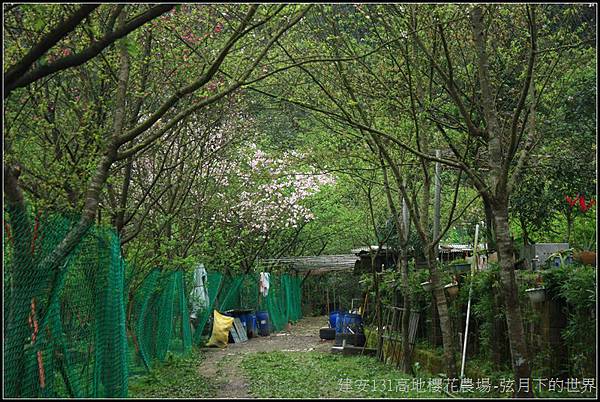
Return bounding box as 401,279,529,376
198,315,332,398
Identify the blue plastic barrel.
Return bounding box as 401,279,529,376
256,311,270,336
342,313,364,334
241,312,257,338
335,313,347,334
329,310,341,328
239,313,249,331
247,312,257,337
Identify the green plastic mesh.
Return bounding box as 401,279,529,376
218,275,246,311
4,207,304,397
191,271,303,342
191,271,224,345
129,269,193,372
3,210,128,398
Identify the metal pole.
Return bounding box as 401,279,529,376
460,224,479,378
433,149,442,255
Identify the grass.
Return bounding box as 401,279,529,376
240,350,446,398
127,348,216,398
125,346,595,399
240,350,599,399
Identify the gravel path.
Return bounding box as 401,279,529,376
198,315,332,398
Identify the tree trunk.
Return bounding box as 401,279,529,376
380,162,413,372
372,254,383,361
426,245,458,379
484,201,497,252
399,250,412,372
493,203,533,397
565,211,574,245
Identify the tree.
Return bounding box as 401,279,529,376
3,5,311,396
246,4,594,394
4,4,174,98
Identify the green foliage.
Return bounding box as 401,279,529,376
510,44,596,247
542,264,596,377
3,4,596,396
407,266,440,312
128,349,216,398
465,263,596,378
459,264,504,363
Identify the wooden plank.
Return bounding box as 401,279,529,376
408,312,420,346
332,345,378,356
238,321,248,342
229,326,241,343
408,311,420,356
233,318,248,342
342,345,377,356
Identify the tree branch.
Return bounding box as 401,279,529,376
4,4,100,91
4,4,174,97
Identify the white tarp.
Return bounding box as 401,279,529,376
190,263,209,319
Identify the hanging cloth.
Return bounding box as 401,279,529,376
190,263,209,319
259,272,270,297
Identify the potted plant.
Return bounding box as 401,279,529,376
420,280,433,292
547,248,574,268
444,276,459,298
573,233,596,266
575,250,597,266
525,274,546,303
565,195,596,266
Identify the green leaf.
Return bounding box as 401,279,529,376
34,17,45,31
125,39,141,58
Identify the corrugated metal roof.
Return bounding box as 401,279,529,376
259,254,358,272
351,245,392,254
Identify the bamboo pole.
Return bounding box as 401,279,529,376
460,223,479,378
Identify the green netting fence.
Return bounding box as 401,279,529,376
128,268,192,373
4,209,303,398
191,272,303,345
3,210,128,398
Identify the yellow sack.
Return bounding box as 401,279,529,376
206,310,234,348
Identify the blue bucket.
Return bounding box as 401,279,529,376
329,310,341,328
256,311,270,336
